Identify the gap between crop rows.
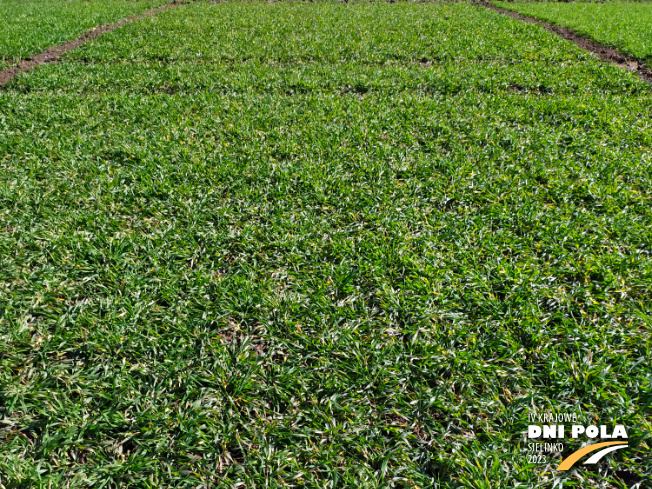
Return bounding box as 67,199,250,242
480,1,652,84
0,2,180,87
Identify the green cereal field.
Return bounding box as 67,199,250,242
0,1,650,488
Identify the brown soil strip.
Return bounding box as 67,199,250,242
0,3,179,86
480,1,652,84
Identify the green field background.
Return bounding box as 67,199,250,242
0,2,650,487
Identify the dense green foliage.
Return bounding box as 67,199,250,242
495,1,652,66
0,0,166,68
1,2,651,488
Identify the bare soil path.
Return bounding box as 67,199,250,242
0,3,179,86
480,1,652,84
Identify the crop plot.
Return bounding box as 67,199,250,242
0,0,167,70
494,1,652,68
0,2,651,488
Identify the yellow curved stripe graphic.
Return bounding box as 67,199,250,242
557,442,628,471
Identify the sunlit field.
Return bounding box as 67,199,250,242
1,2,650,487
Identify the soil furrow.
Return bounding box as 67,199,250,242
0,3,180,86
480,1,652,84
